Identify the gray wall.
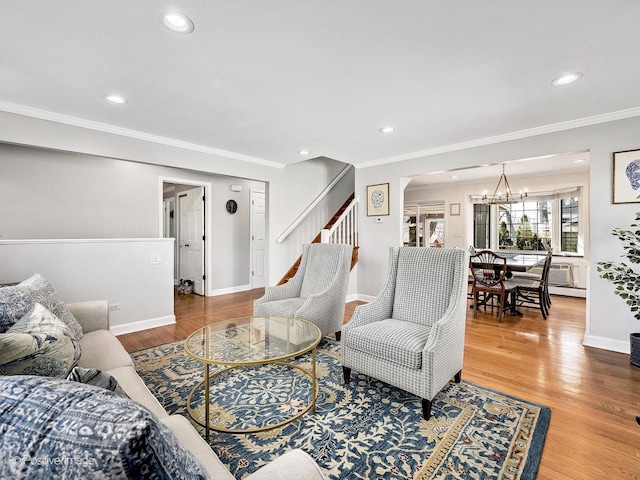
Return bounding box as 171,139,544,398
0,143,266,292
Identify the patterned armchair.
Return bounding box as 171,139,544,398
254,243,353,339
341,247,468,420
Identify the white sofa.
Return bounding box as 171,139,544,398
68,300,325,480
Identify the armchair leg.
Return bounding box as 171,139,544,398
335,331,341,341
422,399,432,420
454,370,462,383
342,366,351,384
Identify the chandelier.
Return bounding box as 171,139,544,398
482,164,527,205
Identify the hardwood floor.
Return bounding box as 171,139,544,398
118,291,640,479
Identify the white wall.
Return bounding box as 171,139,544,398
0,239,174,334
356,116,640,354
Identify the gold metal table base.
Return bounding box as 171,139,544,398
187,347,317,438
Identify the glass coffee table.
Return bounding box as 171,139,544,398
184,315,321,437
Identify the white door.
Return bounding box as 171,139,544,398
178,187,205,295
250,190,266,288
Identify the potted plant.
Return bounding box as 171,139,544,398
597,212,640,367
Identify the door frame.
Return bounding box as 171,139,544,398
250,188,267,289
159,176,212,296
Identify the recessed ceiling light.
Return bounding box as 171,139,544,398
103,94,128,105
450,175,458,180
297,150,309,155
162,12,194,33
552,72,583,86
379,126,395,134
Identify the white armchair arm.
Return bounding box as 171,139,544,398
254,280,301,305
343,247,400,331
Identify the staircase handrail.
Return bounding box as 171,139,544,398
276,164,353,244
321,195,359,246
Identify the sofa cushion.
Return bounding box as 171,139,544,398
345,318,431,370
161,415,235,480
107,366,168,419
0,303,81,378
0,273,83,340
246,449,327,480
78,329,133,370
0,375,210,480
67,366,128,398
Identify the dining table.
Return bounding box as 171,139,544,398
496,252,547,276
469,251,547,316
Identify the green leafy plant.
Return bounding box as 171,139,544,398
597,212,640,320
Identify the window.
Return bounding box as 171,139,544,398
473,204,491,249
560,197,579,253
497,201,552,251
472,189,581,254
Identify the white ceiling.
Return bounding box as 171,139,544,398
2,1,639,170
406,150,590,189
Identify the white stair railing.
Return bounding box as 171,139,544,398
276,165,353,244
321,195,359,247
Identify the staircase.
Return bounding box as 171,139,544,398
277,194,359,285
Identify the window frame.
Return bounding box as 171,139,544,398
471,187,582,256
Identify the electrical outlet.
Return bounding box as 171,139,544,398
109,303,121,311
150,253,162,264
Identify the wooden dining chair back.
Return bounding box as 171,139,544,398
512,249,553,319
469,250,515,322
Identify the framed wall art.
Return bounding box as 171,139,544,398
450,203,461,216
613,148,640,204
366,183,389,216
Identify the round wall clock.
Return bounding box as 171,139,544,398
226,199,238,214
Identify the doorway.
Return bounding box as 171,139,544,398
178,187,205,295
403,202,446,247
160,178,211,296
250,189,266,288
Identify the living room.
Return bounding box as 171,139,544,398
2,2,640,479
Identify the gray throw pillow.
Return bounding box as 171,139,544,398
0,303,81,378
67,366,129,398
0,273,83,340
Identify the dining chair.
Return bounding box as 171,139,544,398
469,250,517,322
510,250,553,319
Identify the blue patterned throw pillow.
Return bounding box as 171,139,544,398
0,303,81,378
0,273,83,340
0,376,210,480
67,366,129,398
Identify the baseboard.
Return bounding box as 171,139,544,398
111,315,176,336
355,294,376,303
207,284,252,297
582,334,629,354
549,286,586,298
346,293,360,303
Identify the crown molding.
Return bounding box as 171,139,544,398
0,100,285,169
356,106,640,169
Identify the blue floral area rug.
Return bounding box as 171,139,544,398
132,338,550,480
